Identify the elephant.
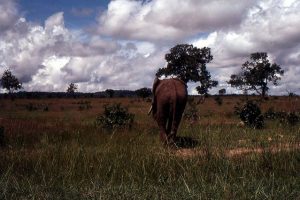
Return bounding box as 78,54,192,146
149,77,187,145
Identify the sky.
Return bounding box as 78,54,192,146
0,0,300,95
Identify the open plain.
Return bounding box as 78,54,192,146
0,96,299,199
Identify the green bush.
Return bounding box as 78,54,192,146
238,101,264,129
184,99,199,124
277,112,299,126
43,105,49,112
264,107,277,120
264,108,299,126
26,103,38,111
214,96,223,106
76,101,92,110
96,103,134,130
285,112,299,126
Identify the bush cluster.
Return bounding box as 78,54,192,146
264,108,299,126
184,98,199,124
214,96,223,106
25,103,49,112
236,101,264,129
26,103,38,111
96,103,134,130
77,101,92,110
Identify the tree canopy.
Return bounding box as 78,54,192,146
228,52,284,97
156,44,218,96
66,83,78,94
0,69,22,93
218,88,226,95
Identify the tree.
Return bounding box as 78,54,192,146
156,44,218,96
218,88,226,95
66,83,78,98
0,69,22,93
228,52,284,97
135,87,152,98
66,83,78,94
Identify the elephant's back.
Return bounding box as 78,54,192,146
155,78,187,102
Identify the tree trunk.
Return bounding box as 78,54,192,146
262,88,266,98
261,81,268,98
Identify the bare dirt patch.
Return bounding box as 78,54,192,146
174,143,300,159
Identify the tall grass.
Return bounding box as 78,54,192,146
0,97,299,199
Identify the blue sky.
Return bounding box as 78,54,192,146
20,0,110,28
1,0,300,94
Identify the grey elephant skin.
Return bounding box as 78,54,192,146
151,78,187,145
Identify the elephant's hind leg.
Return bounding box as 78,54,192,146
157,115,168,144
166,109,176,145
170,104,185,144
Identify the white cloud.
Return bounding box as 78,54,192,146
0,12,71,84
190,0,300,95
98,0,257,42
27,56,70,91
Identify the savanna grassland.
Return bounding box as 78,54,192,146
0,96,299,199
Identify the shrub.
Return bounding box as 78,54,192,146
238,101,264,129
26,103,38,111
264,108,299,126
264,107,277,120
277,112,299,126
184,98,199,125
43,106,49,112
77,101,92,110
96,103,134,130
285,112,299,126
214,96,223,106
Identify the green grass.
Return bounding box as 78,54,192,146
0,97,299,199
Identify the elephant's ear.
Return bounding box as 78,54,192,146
150,77,160,116
152,77,160,94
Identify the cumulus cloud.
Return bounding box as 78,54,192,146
60,41,164,91
0,10,127,92
191,0,300,94
0,8,163,92
0,12,71,84
98,0,257,42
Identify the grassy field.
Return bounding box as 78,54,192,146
0,96,299,199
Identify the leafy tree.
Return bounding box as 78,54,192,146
218,88,226,95
135,87,152,98
66,83,78,94
156,44,218,96
228,52,284,97
0,69,22,93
